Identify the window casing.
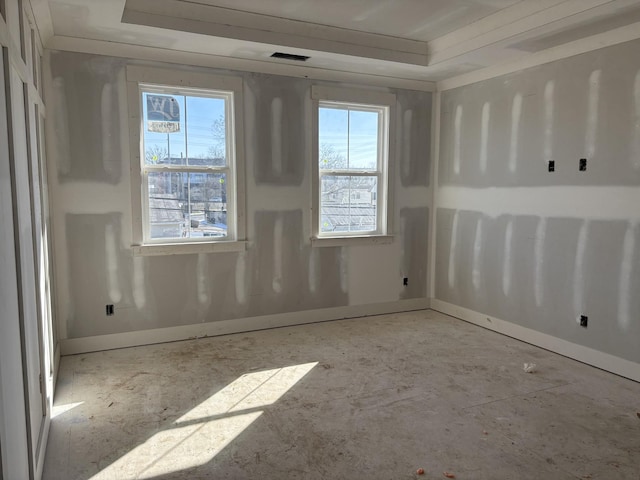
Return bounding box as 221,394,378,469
311,86,395,244
127,66,245,255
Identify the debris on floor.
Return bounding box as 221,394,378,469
636,411,640,420
443,472,456,478
523,363,537,373
416,467,425,475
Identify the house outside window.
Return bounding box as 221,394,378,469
311,85,395,246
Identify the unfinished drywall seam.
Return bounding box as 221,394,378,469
508,93,522,174
617,222,636,330
479,101,490,173
543,80,554,163
428,89,441,300
452,104,462,175
471,216,483,293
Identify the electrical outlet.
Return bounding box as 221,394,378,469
579,158,587,171
579,315,588,328
106,304,114,316
403,277,409,286
548,160,555,172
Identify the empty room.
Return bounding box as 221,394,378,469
1,0,640,478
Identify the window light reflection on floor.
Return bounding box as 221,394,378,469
90,362,318,480
51,402,84,419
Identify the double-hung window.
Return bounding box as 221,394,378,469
311,86,394,245
127,66,245,254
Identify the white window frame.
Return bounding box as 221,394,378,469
311,85,395,247
126,65,246,255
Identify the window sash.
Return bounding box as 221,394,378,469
318,171,382,236
318,101,386,174
316,102,388,237
142,167,233,244
139,86,236,244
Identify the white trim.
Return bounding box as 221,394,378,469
132,240,247,256
48,36,437,93
431,299,640,383
437,20,640,91
311,235,393,248
311,85,396,106
59,298,431,355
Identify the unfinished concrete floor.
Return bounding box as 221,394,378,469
43,310,640,479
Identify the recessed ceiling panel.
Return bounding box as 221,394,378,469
508,4,640,53
183,0,523,41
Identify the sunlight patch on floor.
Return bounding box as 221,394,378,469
90,362,318,479
51,402,83,419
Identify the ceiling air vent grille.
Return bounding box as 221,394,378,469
271,52,310,62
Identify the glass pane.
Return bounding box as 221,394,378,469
319,107,348,170
185,172,228,239
148,172,187,240
185,96,226,167
348,110,379,170
320,175,377,234
143,93,186,166
148,172,228,240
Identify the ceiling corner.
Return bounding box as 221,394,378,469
28,0,55,45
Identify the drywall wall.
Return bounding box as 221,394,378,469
45,51,432,341
435,38,640,365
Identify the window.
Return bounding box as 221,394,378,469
127,66,245,254
311,86,394,245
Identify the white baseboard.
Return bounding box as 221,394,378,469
431,299,640,383
60,298,430,355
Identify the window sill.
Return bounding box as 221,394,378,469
132,241,247,256
311,235,393,248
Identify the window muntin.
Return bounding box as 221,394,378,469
317,101,388,236
140,85,236,243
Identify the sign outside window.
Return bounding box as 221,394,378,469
146,94,181,133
